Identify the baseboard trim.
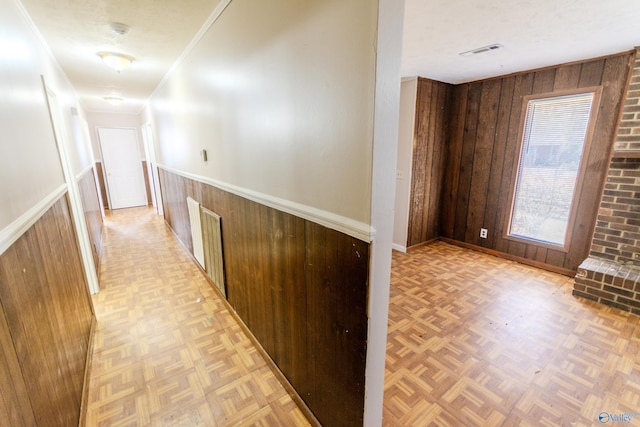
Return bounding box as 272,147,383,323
438,238,576,277
391,243,407,253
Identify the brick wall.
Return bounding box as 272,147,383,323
615,51,640,152
573,48,640,313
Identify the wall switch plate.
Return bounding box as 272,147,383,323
480,228,488,238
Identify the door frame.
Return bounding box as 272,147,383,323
42,77,100,295
97,126,147,210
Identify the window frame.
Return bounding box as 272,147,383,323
504,87,602,252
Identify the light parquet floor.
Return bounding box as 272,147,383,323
85,207,311,427
383,241,640,426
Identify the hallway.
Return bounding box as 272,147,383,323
85,207,310,426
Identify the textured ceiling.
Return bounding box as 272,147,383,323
402,0,640,83
18,0,640,114
20,0,224,114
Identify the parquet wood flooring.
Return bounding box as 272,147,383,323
84,207,310,426
384,241,640,426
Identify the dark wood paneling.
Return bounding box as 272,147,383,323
407,78,452,247
442,52,633,273
442,84,468,237
158,169,369,427
464,79,501,244
0,195,95,426
78,168,103,272
94,162,108,209
0,300,36,426
453,81,482,242
142,161,152,205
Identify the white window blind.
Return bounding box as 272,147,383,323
509,92,594,246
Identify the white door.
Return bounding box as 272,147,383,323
98,127,147,210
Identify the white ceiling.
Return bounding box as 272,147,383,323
403,0,640,84
18,0,640,115
20,0,225,114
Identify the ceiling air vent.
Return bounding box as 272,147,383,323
459,43,503,57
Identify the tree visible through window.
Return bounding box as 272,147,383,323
509,92,595,246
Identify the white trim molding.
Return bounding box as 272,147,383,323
158,165,375,242
75,164,94,182
0,184,68,256
391,243,407,253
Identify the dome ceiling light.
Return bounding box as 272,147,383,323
97,51,134,72
104,96,124,106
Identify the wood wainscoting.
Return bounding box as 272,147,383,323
0,193,95,426
94,162,109,209
78,167,103,273
408,78,452,247
158,168,369,427
442,51,633,272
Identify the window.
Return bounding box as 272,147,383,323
508,92,595,247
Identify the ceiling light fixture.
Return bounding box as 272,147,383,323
459,43,504,57
97,51,134,72
104,96,124,106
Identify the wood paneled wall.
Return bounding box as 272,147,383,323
78,168,103,272
142,161,152,205
408,78,453,247
0,194,95,426
158,168,369,427
442,52,633,273
94,162,108,209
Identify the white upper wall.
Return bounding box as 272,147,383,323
0,0,89,230
85,111,144,162
144,0,378,226
392,78,417,251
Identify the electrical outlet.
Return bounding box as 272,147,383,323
480,228,488,239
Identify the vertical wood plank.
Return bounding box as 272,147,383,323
453,81,482,242
464,79,501,244
441,84,468,238
407,78,452,247
408,79,432,245
494,72,535,254
483,76,515,248
0,195,94,427
579,59,605,87
553,63,582,90
0,301,36,426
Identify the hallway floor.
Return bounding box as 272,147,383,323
384,241,640,426
86,207,640,426
84,207,310,426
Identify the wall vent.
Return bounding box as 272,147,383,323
459,43,504,57
201,207,226,297
186,197,205,268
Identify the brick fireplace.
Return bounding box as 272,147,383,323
573,48,640,314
